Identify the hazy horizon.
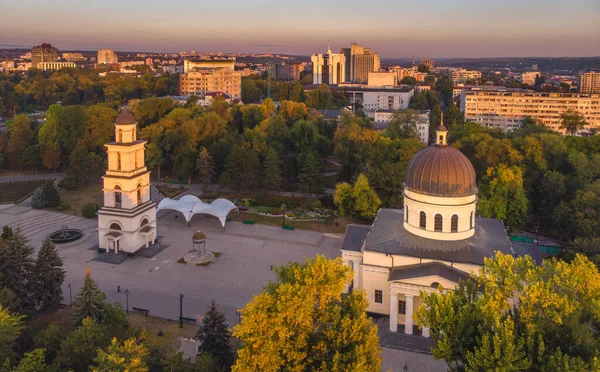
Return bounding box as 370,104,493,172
2,0,598,58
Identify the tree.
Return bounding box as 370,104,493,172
560,109,587,135
478,165,528,231
196,147,215,189
386,109,420,139
241,79,261,104
34,238,65,312
306,84,332,109
401,76,417,85
72,267,107,325
92,335,149,372
31,181,60,209
57,317,110,371
196,300,234,370
297,151,322,195
174,148,197,185
83,105,117,152
0,305,24,365
6,114,34,169
334,174,381,220
38,111,61,172
66,140,104,187
55,105,86,164
415,253,600,372
233,256,381,372
33,324,69,363
260,147,282,191
0,231,36,313
12,348,52,372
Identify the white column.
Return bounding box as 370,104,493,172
352,260,360,290
389,292,398,332
422,326,430,338
405,295,414,335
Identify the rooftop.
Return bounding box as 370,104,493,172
344,208,516,265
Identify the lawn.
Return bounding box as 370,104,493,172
32,307,197,351
156,185,189,199
0,179,47,203
54,182,104,217
229,211,349,234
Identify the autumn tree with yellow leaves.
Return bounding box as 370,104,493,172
415,252,600,372
233,255,381,372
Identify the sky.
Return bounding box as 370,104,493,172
1,0,599,58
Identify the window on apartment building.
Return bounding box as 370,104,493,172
374,290,383,304
398,300,406,314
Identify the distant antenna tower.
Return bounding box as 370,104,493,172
267,60,272,99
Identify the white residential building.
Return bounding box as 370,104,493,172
579,71,600,94
451,69,482,83
373,109,430,144
97,49,119,65
38,61,76,71
311,46,346,85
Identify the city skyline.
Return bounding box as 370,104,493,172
1,0,599,58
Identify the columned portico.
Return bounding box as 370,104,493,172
389,292,398,332
404,294,414,335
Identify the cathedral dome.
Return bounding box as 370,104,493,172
403,145,477,198
115,109,137,125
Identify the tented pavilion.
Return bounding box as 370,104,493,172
157,196,238,229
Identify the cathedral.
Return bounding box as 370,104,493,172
97,109,157,254
340,123,539,335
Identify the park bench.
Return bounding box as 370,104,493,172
282,225,294,231
132,307,150,316
242,220,255,225
179,316,197,324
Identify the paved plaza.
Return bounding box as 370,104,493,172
0,204,446,372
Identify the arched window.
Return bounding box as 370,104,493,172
419,212,426,229
136,183,143,204
118,130,123,142
451,215,458,233
431,282,440,289
439,135,444,143
405,205,408,223
114,185,122,207
470,211,474,229
434,214,443,232
140,218,149,227
109,223,121,230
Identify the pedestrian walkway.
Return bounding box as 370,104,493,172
0,173,63,183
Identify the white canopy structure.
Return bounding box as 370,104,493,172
157,195,238,229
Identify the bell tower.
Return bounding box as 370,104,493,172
97,109,157,254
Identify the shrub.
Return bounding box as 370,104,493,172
55,202,70,211
31,187,47,209
59,175,79,190
81,203,98,218
319,194,334,208
42,181,60,208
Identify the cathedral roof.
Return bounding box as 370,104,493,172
115,108,137,125
403,145,477,197
355,209,513,265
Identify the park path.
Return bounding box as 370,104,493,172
0,173,64,183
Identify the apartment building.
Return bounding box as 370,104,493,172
346,86,414,113
31,43,58,68
579,72,600,94
451,69,482,83
461,90,600,133
367,71,396,87
373,109,430,144
389,66,427,82
180,68,242,99
311,46,346,85
420,58,434,70
38,62,76,71
521,71,541,86
273,62,304,81
184,60,234,73
97,49,119,64
341,43,381,84
62,53,86,62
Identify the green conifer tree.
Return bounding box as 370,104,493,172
196,300,234,370
72,267,107,325
0,230,36,313
35,238,66,312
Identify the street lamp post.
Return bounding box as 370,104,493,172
280,203,286,227
179,293,184,328
124,289,130,314
68,283,72,307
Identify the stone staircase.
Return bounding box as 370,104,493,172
9,211,85,237
380,331,435,354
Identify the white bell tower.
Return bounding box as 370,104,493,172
97,109,157,254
